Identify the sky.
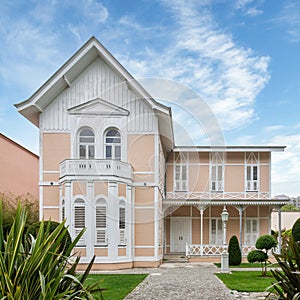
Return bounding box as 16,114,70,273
0,0,299,196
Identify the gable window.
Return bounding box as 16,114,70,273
210,152,224,192
105,129,121,160
95,199,107,245
74,199,86,245
79,128,95,159
119,200,126,245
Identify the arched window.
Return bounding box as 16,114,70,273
79,128,95,159
119,200,126,245
74,198,86,245
95,199,107,245
105,129,121,160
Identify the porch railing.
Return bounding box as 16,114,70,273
186,244,256,256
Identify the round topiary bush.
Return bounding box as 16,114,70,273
27,220,72,255
255,235,277,253
247,249,268,263
292,218,300,242
228,235,242,266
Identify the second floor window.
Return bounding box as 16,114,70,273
79,128,95,159
105,129,121,160
246,165,258,191
210,152,224,192
175,164,187,191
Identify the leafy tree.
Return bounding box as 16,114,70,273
0,202,104,299
292,218,300,242
247,235,277,277
228,235,242,266
247,250,268,276
281,204,300,212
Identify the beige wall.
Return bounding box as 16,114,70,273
42,133,70,171
135,208,154,247
128,134,154,172
0,134,39,199
271,211,300,231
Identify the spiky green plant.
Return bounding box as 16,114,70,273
0,202,104,299
267,237,300,299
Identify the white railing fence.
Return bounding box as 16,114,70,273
186,244,256,256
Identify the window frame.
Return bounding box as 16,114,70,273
78,128,95,159
73,198,86,246
104,128,121,161
210,152,224,192
95,198,107,246
245,164,259,191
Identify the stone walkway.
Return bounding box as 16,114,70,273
94,263,269,299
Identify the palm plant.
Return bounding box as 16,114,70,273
0,202,104,299
267,238,300,299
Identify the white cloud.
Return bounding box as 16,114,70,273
120,1,270,134
234,0,263,17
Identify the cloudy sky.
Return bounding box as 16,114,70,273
0,0,299,196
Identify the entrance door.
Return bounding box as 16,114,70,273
171,218,190,253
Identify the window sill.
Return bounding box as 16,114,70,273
94,245,108,247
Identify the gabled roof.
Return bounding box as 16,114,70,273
14,37,173,143
68,98,129,116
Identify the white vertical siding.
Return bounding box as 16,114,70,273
41,57,157,133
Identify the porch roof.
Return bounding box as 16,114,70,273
163,198,290,207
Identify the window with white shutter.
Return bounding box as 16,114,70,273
210,152,224,192
119,201,126,245
244,219,259,245
174,153,188,192
74,199,86,245
246,165,259,191
95,199,107,245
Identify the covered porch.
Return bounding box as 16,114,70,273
162,198,289,258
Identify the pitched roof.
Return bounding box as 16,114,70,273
14,37,173,142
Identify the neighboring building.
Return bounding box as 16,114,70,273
290,196,300,208
0,133,39,199
15,37,289,270
271,211,300,231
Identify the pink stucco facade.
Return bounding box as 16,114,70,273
0,133,39,199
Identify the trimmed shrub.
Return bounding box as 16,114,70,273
292,218,300,242
228,235,242,266
27,220,72,256
255,235,277,253
247,249,269,276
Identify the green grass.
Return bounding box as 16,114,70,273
86,274,147,299
214,262,278,268
216,271,274,292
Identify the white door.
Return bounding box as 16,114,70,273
171,218,190,253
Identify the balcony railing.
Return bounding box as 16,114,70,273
60,159,133,180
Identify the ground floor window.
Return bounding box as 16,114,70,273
210,218,223,244
244,218,259,245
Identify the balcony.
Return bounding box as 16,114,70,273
60,159,133,181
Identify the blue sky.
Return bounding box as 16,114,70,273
0,0,299,196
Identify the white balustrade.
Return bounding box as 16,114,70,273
60,159,133,180
186,244,256,256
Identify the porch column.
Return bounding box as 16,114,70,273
239,205,243,250
200,208,204,246
278,206,282,254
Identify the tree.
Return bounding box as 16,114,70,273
247,235,277,277
292,218,300,242
247,250,268,276
228,235,242,266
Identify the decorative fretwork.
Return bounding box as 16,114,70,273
166,191,270,200
186,244,256,256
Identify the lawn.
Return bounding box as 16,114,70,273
214,262,277,268
216,271,275,292
86,274,147,300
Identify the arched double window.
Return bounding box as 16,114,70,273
95,199,107,245
105,129,121,160
79,128,95,159
74,198,86,245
